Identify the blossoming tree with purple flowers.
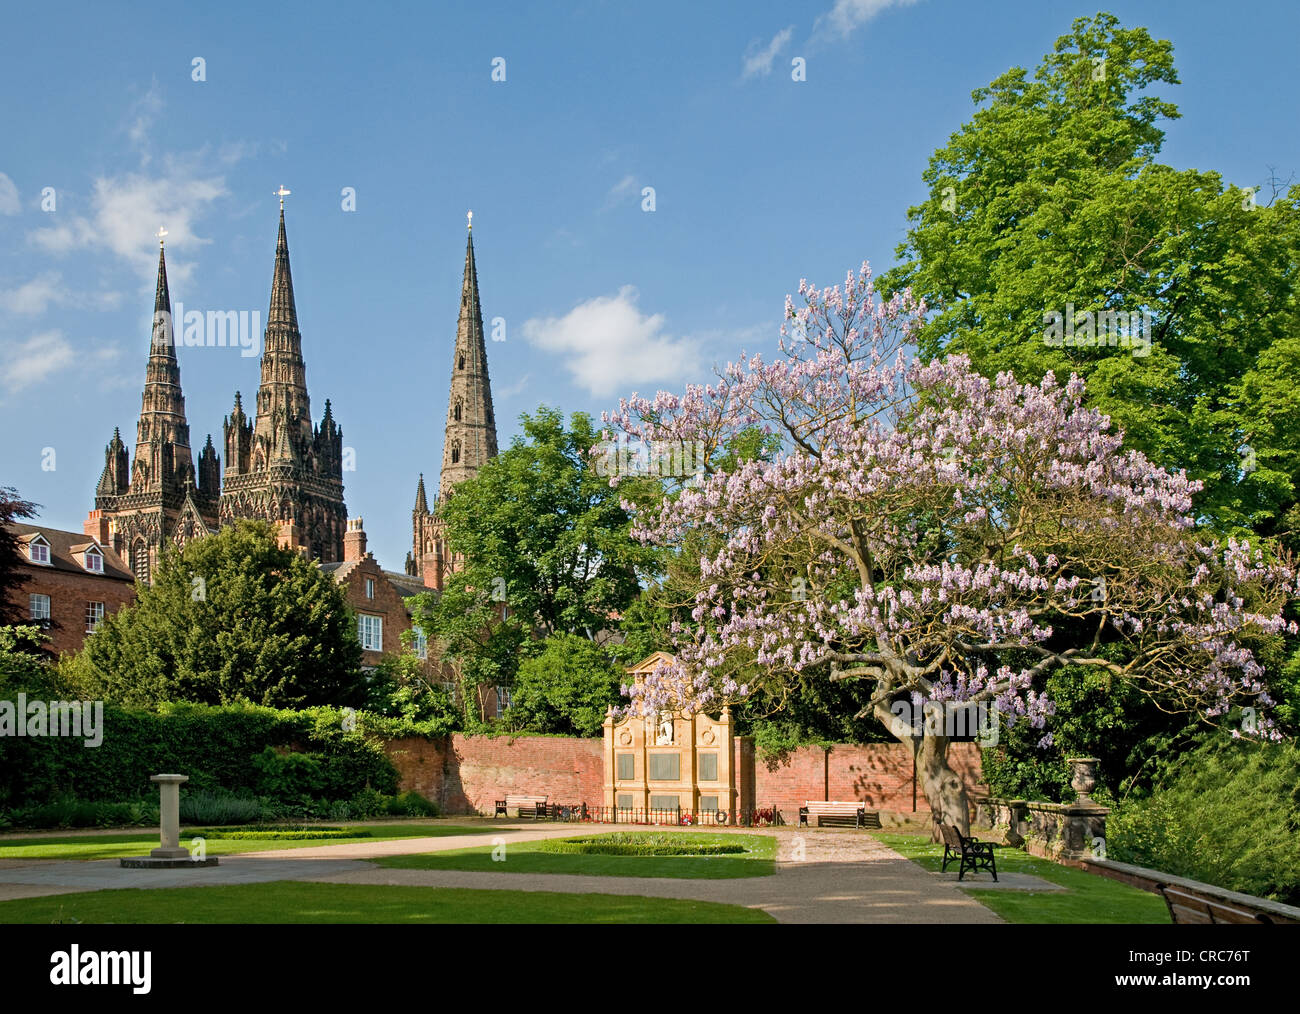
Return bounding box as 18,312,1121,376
603,263,1298,834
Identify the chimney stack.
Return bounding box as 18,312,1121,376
344,517,367,562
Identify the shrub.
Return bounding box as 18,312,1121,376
387,791,438,817
179,790,263,826
253,747,326,801
348,787,390,820
539,832,748,857
1,795,159,829
186,827,371,840
1107,736,1300,904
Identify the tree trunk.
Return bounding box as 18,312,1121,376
918,733,969,840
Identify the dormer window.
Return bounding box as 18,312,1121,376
83,547,104,573
28,538,50,565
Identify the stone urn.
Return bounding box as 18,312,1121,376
1067,757,1100,803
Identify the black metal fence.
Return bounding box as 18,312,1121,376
517,803,785,827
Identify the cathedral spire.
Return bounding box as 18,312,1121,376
152,241,174,352
131,241,194,496
267,205,299,332
438,216,498,499
219,196,347,563
254,199,311,463
414,473,428,513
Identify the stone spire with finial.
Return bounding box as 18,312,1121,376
438,210,498,499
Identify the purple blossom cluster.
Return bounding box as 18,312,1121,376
610,263,1298,746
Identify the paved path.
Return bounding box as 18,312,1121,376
0,824,1011,923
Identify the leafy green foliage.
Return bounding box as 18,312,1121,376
0,625,66,697
981,663,1204,803
504,633,623,736
0,700,401,809
363,650,461,732
0,796,159,831
1108,736,1300,904
882,12,1300,535
0,487,38,626
437,406,662,639
540,832,748,857
65,521,365,709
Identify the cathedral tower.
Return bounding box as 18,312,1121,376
409,213,499,588
219,193,347,561
88,236,219,581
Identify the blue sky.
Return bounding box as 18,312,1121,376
2,0,1297,570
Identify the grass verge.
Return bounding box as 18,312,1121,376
0,882,774,924
873,831,1170,924
0,822,485,861
376,831,777,879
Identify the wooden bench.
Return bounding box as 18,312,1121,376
1161,885,1281,924
939,823,997,881
798,801,880,828
493,794,548,819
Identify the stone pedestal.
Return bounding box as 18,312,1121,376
150,773,190,859
119,772,219,869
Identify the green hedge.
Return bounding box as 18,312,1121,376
187,828,372,840
0,701,406,808
539,832,748,857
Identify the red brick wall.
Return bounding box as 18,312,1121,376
752,742,985,816
383,733,983,818
384,733,604,815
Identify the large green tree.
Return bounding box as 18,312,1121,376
882,12,1300,537
436,406,662,639
505,632,624,737
66,521,365,709
0,487,39,626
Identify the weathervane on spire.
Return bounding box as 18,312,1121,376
156,226,168,248
467,209,472,231
275,185,291,209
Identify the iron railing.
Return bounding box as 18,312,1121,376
517,803,785,827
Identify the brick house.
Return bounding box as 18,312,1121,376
323,518,427,669
326,517,511,719
3,522,137,657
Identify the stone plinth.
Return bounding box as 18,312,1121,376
119,772,219,870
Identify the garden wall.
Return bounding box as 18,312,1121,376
751,742,984,818
382,734,984,819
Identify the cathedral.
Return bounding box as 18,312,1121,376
86,198,498,588
86,199,346,575
407,213,499,589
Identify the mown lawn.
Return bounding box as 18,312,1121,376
874,832,1170,924
375,832,777,879
0,882,774,924
0,822,486,861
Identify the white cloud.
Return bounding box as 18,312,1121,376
28,170,228,281
522,286,705,397
742,26,794,79
0,272,123,315
0,173,18,215
126,80,163,165
814,0,919,40
0,330,75,393
602,174,639,211
0,274,63,315
496,373,531,399
608,174,637,199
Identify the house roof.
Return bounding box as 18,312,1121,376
5,522,133,582
625,650,677,675
384,570,427,599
